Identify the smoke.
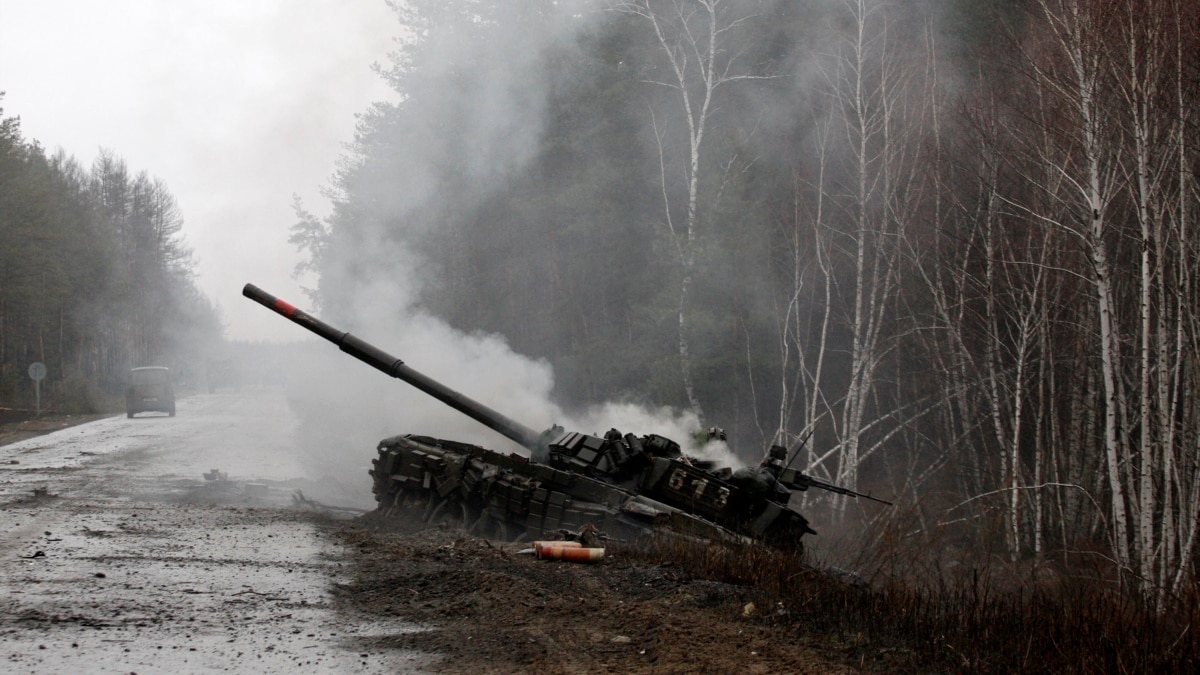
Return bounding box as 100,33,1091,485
278,3,740,494
284,273,744,501
567,401,745,469
282,1,968,496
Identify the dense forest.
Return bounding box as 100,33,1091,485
0,97,222,411
292,0,1199,603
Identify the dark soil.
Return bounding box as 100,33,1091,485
330,512,867,674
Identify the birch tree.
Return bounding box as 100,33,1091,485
1003,0,1131,570
1107,0,1200,603
614,0,770,423
800,0,915,508
1163,0,1200,600
982,0,1200,599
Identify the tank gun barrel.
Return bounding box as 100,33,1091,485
778,468,893,505
242,283,545,451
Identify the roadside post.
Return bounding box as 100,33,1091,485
28,362,46,416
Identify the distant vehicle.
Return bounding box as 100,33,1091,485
126,367,176,418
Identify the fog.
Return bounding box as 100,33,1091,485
0,0,397,342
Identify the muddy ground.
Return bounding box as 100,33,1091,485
332,513,875,674
1,400,892,673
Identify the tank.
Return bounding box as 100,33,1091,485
243,283,889,549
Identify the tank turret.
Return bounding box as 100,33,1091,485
244,283,889,548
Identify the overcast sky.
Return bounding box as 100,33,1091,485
0,0,398,341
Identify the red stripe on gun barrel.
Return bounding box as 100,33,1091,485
273,299,297,317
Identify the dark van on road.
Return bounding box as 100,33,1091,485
126,367,176,418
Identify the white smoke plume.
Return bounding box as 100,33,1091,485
283,266,744,505
279,1,762,500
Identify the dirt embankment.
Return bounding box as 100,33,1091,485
331,514,871,674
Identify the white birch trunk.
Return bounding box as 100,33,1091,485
621,0,766,423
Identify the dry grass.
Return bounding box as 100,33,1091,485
616,521,1200,674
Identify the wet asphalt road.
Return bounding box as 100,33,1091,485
0,389,429,673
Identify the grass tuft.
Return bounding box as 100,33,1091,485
616,523,1200,673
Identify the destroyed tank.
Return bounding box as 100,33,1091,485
244,283,888,548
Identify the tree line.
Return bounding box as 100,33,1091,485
0,97,221,412
294,0,1197,603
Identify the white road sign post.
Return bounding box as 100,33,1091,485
28,362,46,416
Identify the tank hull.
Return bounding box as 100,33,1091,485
371,434,814,548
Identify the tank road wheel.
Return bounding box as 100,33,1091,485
468,511,490,535
426,497,450,524
383,489,405,517
422,494,441,523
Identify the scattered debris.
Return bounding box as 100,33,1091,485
537,540,604,562
563,522,605,548
515,525,610,563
